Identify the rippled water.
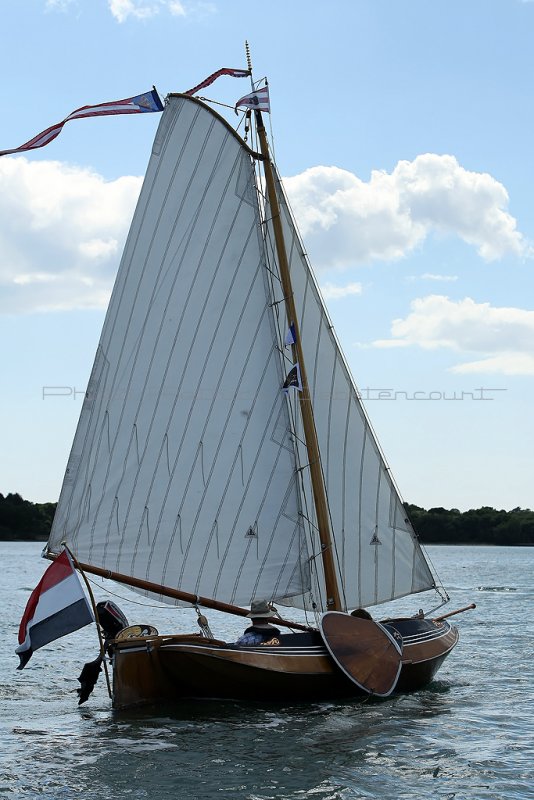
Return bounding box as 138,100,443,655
2,543,533,799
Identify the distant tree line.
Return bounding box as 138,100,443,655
406,504,534,546
1,492,533,545
0,493,55,541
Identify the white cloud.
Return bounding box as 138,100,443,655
0,156,141,313
373,294,534,375
283,154,528,270
1,149,527,317
45,0,76,10
451,353,534,375
406,273,459,283
168,0,186,14
420,273,459,282
107,0,214,21
108,0,159,21
13,272,59,286
320,281,362,300
78,238,119,260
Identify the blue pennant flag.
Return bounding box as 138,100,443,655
284,323,296,347
0,88,164,157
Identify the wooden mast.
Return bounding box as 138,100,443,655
246,48,342,611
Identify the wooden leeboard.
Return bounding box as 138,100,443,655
320,612,403,697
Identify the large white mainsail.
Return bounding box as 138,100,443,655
264,170,435,610
48,95,312,607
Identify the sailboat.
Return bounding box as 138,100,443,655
39,60,471,709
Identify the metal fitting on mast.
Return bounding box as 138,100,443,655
245,40,254,91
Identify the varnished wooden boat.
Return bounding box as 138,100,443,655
110,617,459,709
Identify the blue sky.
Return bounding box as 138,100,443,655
1,0,533,511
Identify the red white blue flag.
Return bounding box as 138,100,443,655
235,86,270,113
16,549,94,669
0,89,163,157
185,67,250,96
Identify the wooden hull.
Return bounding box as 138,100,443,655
111,618,458,710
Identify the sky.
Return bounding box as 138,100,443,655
1,0,533,512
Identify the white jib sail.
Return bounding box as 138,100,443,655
48,95,311,607
265,171,435,610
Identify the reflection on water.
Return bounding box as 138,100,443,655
40,694,458,800
2,544,534,799
0,688,492,799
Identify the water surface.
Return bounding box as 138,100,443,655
2,543,533,799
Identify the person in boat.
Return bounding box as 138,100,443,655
235,599,281,646
350,608,373,620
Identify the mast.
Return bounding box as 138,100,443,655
246,49,342,611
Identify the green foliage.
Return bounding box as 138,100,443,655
406,504,534,545
0,493,56,541
1,492,533,544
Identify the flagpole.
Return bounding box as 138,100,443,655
245,41,254,91
64,545,112,700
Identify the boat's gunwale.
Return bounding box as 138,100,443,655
111,619,457,660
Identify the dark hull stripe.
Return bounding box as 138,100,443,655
24,600,93,652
